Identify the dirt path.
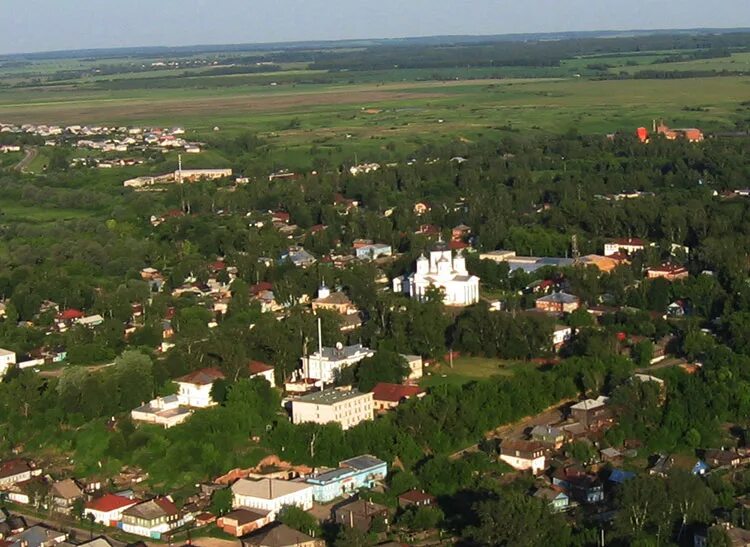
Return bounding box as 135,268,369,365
13,146,37,172
449,399,572,460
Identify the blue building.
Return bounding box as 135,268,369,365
306,455,387,503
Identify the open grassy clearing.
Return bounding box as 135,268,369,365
420,356,520,388
0,202,94,222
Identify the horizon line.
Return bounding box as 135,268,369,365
2,25,749,58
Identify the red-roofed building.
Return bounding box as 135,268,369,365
248,361,275,387
250,282,273,296
209,260,227,273
416,224,440,237
271,211,290,224
59,309,84,321
398,489,437,509
84,494,139,526
175,367,225,408
647,263,689,282
449,240,469,251
371,383,426,411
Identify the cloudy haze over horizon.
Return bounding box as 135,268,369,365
1,0,749,55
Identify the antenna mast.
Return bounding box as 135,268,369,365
572,234,580,265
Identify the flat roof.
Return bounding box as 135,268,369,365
294,388,371,406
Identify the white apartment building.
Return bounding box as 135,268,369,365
291,388,374,430
300,344,373,384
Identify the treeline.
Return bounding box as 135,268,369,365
306,32,750,71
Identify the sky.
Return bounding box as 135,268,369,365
1,0,749,55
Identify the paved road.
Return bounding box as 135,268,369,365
13,146,38,172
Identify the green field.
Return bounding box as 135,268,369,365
1,43,749,173
0,74,747,171
420,356,519,388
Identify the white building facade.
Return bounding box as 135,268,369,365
292,388,374,430
0,348,16,378
231,479,314,520
393,243,479,306
301,344,374,384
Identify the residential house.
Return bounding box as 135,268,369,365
499,440,546,474
666,300,687,318
311,286,356,315
535,292,580,313
49,479,84,513
230,478,313,520
603,238,649,257
175,368,225,408
333,499,389,532
280,247,316,268
305,455,387,503
300,344,374,384
291,388,373,430
216,508,272,537
648,454,674,477
533,488,569,512
121,498,184,539
3,477,47,506
0,349,16,378
241,523,324,547
397,490,436,509
551,466,604,504
0,460,41,488
131,395,193,428
401,354,424,380
5,524,67,547
692,460,710,476
705,449,742,469
647,263,689,282
371,383,426,411
552,325,572,351
249,361,276,387
84,494,139,526
570,396,610,429
608,469,636,484
451,224,471,241
530,425,565,449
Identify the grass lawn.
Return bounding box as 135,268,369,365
0,203,94,222
420,356,519,388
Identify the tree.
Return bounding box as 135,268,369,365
333,526,373,547
355,351,409,392
278,505,321,538
631,340,654,367
210,488,233,516
464,494,571,547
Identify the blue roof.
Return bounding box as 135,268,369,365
341,455,386,472
306,467,355,485
692,460,710,474
608,469,636,484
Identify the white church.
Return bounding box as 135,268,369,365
393,241,480,306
